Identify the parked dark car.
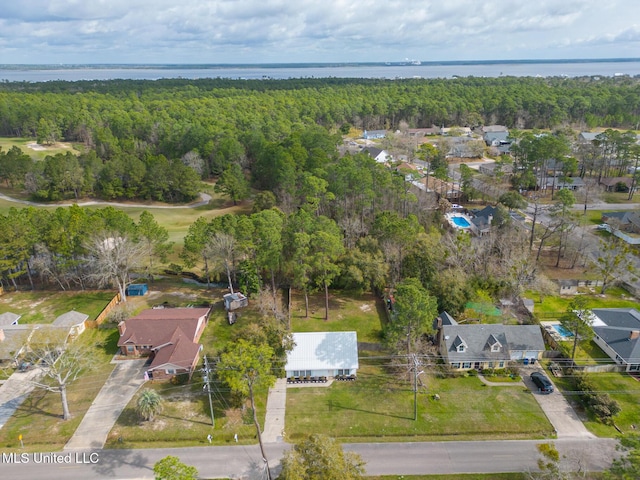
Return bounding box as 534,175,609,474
530,371,554,394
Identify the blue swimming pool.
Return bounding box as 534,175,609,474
552,324,574,338
452,215,471,228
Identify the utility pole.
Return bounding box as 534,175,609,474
203,355,215,428
412,354,424,421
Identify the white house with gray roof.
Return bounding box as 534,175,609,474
591,308,640,372
285,331,359,378
439,324,545,370
53,310,89,337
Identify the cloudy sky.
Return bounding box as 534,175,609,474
1,0,639,64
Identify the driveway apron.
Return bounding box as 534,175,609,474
262,378,287,443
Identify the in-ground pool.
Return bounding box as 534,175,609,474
552,324,574,338
451,215,471,228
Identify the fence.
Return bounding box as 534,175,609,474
86,292,121,328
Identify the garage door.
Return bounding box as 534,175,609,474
510,351,523,360
525,351,539,359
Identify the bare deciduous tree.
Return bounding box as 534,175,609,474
23,327,93,420
204,232,237,292
84,233,146,301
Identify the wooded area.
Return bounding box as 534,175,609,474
1,76,639,203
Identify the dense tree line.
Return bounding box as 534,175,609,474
0,205,171,293
1,76,640,202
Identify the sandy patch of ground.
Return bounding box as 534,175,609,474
26,142,73,151
359,304,372,312
26,142,46,151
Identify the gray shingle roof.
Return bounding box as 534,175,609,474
592,308,640,364
53,310,89,327
441,324,545,363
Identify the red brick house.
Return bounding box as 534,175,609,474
117,307,211,381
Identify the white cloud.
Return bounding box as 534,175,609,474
0,0,638,63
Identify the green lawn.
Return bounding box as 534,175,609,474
0,328,118,451
105,379,265,449
526,290,640,319
290,291,385,344
286,368,553,442
0,290,115,324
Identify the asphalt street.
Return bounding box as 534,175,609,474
0,438,619,479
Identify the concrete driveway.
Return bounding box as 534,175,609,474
523,366,594,438
64,359,147,450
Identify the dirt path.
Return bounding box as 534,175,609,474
0,192,212,209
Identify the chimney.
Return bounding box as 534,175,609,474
488,214,493,225
117,321,126,336
629,330,640,340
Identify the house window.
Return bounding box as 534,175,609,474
498,361,505,368
166,368,176,375
615,355,623,364
491,344,500,352
127,346,134,352
451,363,460,369
462,362,472,369
337,369,348,376
488,362,494,368
630,364,640,372
457,345,466,353
293,370,300,377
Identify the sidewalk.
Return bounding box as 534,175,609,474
0,367,44,429
64,359,147,450
262,378,286,443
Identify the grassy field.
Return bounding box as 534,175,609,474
525,289,640,318
0,290,114,324
0,327,118,451
0,184,250,245
285,369,553,442
0,137,83,162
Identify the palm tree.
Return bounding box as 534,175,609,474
136,388,163,421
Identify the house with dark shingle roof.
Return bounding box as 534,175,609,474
117,307,211,381
362,146,391,163
591,308,640,372
470,205,498,235
439,322,545,370
602,211,640,234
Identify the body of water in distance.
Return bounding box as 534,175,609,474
1,59,640,82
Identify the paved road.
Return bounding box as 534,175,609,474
0,438,619,479
64,359,147,450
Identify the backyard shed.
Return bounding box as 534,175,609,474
285,331,359,378
223,292,248,311
126,284,148,296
